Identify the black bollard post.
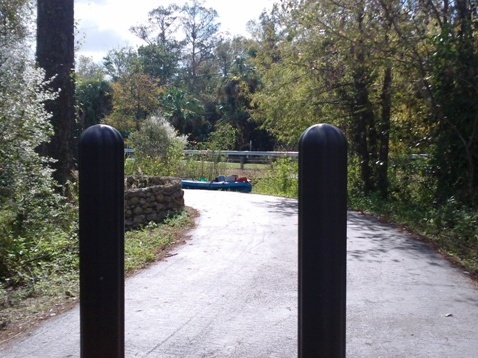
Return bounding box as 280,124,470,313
298,124,347,358
79,124,125,358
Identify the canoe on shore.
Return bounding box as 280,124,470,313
181,175,252,193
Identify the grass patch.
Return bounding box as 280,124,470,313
178,156,271,180
125,208,196,274
248,158,298,198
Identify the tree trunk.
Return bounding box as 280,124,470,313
378,66,392,198
353,73,375,194
352,6,375,194
36,0,76,187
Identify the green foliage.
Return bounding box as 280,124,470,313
179,155,228,180
0,182,78,286
103,46,142,81
0,0,77,288
253,158,298,198
206,121,238,150
126,115,187,176
427,22,478,204
76,57,112,131
348,153,478,276
0,0,31,48
388,155,435,204
160,87,204,137
0,208,193,332
76,55,105,80
124,226,171,272
137,44,181,84
251,63,322,147
76,78,112,131
177,122,241,179
104,72,162,136
124,210,192,272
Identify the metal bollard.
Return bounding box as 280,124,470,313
79,124,125,358
298,124,347,358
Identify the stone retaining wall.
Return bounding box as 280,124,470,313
125,176,184,229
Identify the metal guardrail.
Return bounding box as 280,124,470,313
125,148,298,157
183,150,298,157
184,150,298,169
125,149,298,168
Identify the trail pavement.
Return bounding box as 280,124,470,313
1,190,477,357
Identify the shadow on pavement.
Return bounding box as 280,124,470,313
253,196,298,217
347,212,441,264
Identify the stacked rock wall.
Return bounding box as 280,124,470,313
125,176,184,229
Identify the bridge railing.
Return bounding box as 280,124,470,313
125,149,298,168
184,150,298,168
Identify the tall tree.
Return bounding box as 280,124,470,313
130,5,182,84
104,72,162,136
216,38,274,150
251,0,396,194
248,8,284,69
377,0,478,204
36,0,76,187
180,0,220,96
426,0,478,204
103,46,141,82
249,3,324,147
130,4,180,46
137,44,181,84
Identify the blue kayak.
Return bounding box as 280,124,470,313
181,175,252,193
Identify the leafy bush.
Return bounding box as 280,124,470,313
254,158,298,198
206,121,237,150
126,115,187,176
0,5,78,290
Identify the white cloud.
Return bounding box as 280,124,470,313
75,0,275,62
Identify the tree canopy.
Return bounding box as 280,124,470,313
38,0,478,206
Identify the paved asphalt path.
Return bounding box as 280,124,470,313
1,189,478,357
